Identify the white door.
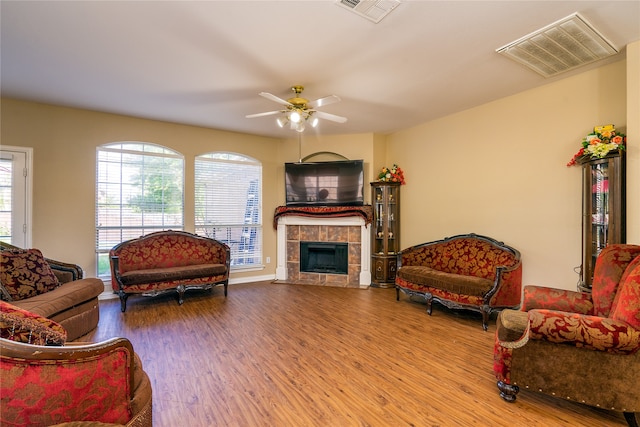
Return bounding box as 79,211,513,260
0,147,32,248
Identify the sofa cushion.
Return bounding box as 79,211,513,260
0,301,67,345
591,244,640,317
0,248,60,301
118,263,227,286
610,257,640,329
0,342,133,425
397,265,493,297
13,278,104,320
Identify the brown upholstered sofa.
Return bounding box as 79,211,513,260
0,242,104,341
0,300,152,426
109,230,230,312
395,233,522,330
494,244,640,427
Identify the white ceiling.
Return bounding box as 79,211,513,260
2,1,639,139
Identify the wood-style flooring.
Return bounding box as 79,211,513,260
86,282,629,426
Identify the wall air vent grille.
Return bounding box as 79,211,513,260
336,0,400,24
496,13,618,78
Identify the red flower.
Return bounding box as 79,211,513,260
566,148,585,167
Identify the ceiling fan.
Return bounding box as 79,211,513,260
246,85,347,132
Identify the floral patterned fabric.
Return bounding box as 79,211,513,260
273,205,374,228
492,310,530,383
494,244,640,388
0,301,66,346
493,334,514,383
522,286,594,314
109,230,229,292
115,274,229,294
0,248,60,301
527,309,640,354
0,345,133,426
591,244,640,316
397,235,522,308
610,257,640,329
395,276,484,306
399,237,520,280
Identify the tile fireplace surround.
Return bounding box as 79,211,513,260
275,215,371,288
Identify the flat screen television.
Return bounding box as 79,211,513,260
285,160,364,207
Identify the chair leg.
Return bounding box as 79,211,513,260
497,380,519,402
425,295,433,315
118,291,128,313
481,309,489,331
176,284,185,305
624,412,638,427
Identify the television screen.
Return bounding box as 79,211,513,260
285,160,364,206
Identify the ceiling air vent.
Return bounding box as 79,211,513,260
496,13,618,78
336,0,400,24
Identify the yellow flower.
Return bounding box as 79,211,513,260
594,124,614,134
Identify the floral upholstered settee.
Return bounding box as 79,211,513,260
494,244,640,427
110,230,231,312
0,242,104,341
396,233,522,330
0,301,152,426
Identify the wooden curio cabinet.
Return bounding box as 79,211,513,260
579,151,626,291
371,182,401,288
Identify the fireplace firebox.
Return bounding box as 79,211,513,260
300,242,348,274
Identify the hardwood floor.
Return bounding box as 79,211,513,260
86,282,629,426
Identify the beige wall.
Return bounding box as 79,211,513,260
1,46,637,292
626,40,639,242
0,100,282,281
385,57,638,291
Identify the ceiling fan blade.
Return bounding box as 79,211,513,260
259,92,293,106
307,95,341,109
312,110,348,123
246,110,283,119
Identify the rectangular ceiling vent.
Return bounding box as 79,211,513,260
336,0,400,24
496,13,618,78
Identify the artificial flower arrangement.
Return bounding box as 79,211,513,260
567,124,626,166
377,164,406,184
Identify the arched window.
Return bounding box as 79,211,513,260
195,152,262,269
96,142,184,277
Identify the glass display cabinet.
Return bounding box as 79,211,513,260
579,152,626,291
371,182,401,287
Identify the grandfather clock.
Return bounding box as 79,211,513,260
371,182,401,287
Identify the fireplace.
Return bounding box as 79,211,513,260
275,214,371,288
300,242,348,274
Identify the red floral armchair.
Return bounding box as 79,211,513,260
1,302,152,427
493,244,640,427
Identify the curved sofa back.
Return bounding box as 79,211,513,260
400,233,521,280
109,230,230,273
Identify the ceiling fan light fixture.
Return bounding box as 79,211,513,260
294,121,306,133
290,111,302,123
247,85,347,132
276,117,287,128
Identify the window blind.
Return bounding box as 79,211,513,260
96,142,184,276
195,153,262,269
